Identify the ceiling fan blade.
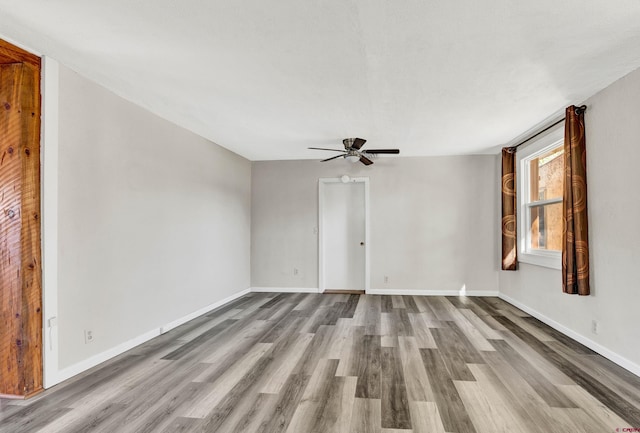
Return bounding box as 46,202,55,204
359,155,374,165
321,154,345,162
362,149,400,154
352,138,367,150
308,147,347,152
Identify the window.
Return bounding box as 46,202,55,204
517,124,564,269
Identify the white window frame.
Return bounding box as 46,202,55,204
516,124,564,270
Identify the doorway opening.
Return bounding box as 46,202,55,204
318,177,369,294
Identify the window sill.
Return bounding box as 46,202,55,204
519,252,561,270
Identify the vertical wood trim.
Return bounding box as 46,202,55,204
0,41,43,397
20,61,43,395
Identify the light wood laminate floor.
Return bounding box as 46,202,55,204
2,293,640,432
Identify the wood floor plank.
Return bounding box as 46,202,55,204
364,295,382,335
161,319,238,360
547,407,614,433
292,325,336,376
419,348,477,433
401,296,420,313
381,346,412,430
448,307,496,352
119,382,208,433
522,317,596,355
397,336,435,402
352,334,382,399
381,296,393,313
0,407,71,433
466,363,546,433
430,327,477,381
310,375,357,433
159,417,200,433
458,308,503,340
63,403,128,433
424,297,455,321
350,398,382,433
198,351,277,432
255,373,311,433
3,293,640,433
340,294,361,318
327,318,355,360
455,380,524,433
407,314,437,349
35,360,202,433
556,384,630,430
498,330,576,386
467,297,503,318
228,393,279,433
391,296,406,309
285,358,339,433
494,314,640,426
486,297,529,317
410,297,438,319
408,401,446,433
497,309,557,342
489,339,577,408
186,343,271,417
336,325,364,377
548,340,640,404
260,332,313,394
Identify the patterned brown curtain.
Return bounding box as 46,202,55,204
501,147,518,270
562,105,590,295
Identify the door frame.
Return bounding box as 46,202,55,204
318,177,370,294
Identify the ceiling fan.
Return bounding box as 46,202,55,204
308,138,400,165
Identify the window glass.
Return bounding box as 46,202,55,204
525,144,564,252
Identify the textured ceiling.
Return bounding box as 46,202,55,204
1,1,640,160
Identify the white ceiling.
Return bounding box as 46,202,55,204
2,1,640,160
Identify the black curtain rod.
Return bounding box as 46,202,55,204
512,105,587,150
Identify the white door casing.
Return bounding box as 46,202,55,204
318,177,370,293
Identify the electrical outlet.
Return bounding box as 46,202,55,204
384,276,389,284
293,268,299,276
84,330,94,344
591,320,599,335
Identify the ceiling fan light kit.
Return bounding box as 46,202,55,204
308,137,400,166
345,154,360,163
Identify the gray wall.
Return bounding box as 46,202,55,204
57,65,251,369
251,156,499,293
499,66,640,369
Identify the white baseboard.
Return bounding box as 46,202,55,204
249,287,500,297
499,293,640,378
251,287,320,293
366,289,499,297
53,288,251,386
55,328,161,385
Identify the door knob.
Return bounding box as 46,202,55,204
360,242,365,246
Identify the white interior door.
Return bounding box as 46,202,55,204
320,179,367,292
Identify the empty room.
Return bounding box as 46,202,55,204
1,1,640,432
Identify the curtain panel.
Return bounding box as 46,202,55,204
562,105,590,295
501,147,518,270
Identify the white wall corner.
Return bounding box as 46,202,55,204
498,293,640,378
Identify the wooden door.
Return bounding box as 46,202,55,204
0,39,43,398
